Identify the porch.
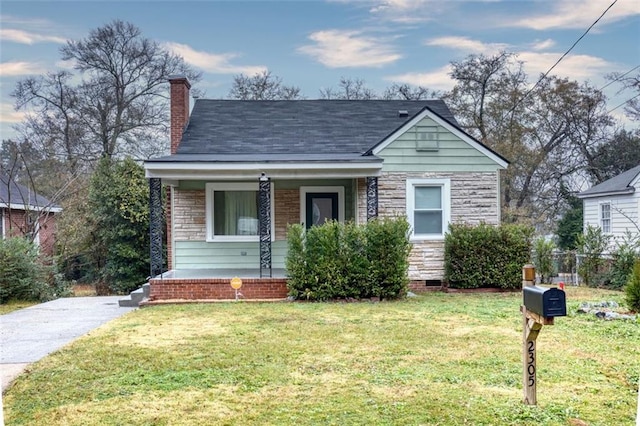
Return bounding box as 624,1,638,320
148,268,289,301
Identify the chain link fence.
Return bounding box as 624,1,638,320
534,250,618,287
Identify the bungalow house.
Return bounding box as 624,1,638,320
0,174,62,256
143,77,508,300
578,164,640,252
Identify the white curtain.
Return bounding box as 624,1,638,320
222,191,257,235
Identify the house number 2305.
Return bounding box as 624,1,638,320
527,341,535,387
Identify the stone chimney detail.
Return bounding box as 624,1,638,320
169,76,191,154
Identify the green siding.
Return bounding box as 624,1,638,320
175,240,288,269
379,117,501,172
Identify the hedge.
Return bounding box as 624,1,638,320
286,218,411,301
444,223,534,289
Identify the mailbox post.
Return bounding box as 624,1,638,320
521,264,566,405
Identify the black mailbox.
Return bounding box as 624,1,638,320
523,286,566,317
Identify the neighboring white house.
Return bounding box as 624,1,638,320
578,164,640,251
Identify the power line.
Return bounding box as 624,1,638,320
607,93,640,114
510,0,619,113
599,64,640,91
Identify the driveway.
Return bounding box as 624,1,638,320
0,296,136,392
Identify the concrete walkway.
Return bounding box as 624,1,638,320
0,296,136,392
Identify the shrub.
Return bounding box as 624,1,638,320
625,260,640,312
577,225,611,287
608,232,640,290
365,218,411,299
285,217,411,301
0,237,50,303
444,223,534,289
533,237,556,284
88,157,152,294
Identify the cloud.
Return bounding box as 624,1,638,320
425,36,508,55
55,59,76,70
298,29,401,68
385,65,455,91
368,0,441,23
384,49,612,93
509,0,639,30
163,42,266,75
530,39,555,51
518,52,611,81
0,28,66,44
0,61,46,76
422,35,610,81
0,103,26,124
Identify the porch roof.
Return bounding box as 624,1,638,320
145,153,383,180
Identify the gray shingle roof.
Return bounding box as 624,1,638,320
0,174,60,210
147,153,383,163
176,99,460,156
578,164,640,198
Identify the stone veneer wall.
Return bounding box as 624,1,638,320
356,178,367,224
172,188,298,242
377,171,500,281
173,189,206,241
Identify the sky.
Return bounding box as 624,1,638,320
0,0,639,140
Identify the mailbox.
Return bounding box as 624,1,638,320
523,286,566,318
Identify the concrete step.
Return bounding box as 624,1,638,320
118,283,150,307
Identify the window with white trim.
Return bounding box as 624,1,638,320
206,183,271,242
406,179,451,240
600,203,611,233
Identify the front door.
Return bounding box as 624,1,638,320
305,192,339,229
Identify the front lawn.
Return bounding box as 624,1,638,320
3,287,638,425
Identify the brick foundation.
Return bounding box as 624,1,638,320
408,280,446,293
149,277,289,300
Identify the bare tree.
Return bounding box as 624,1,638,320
382,83,441,100
59,20,200,159
319,77,376,100
608,69,640,122
588,129,640,183
12,72,88,173
12,20,201,163
444,52,614,228
228,71,303,100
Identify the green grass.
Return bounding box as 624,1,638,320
3,287,638,425
0,300,37,315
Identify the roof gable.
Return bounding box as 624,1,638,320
578,164,640,199
176,100,459,156
369,106,509,168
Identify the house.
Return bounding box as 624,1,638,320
578,164,640,251
0,174,62,256
143,77,508,300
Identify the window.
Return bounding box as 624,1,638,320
206,183,272,242
406,179,451,240
600,203,611,233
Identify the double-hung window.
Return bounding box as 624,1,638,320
406,179,451,240
206,183,271,242
600,203,611,233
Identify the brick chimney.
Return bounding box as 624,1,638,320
169,76,191,154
